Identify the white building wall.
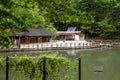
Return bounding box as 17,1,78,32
74,34,80,41
74,34,85,41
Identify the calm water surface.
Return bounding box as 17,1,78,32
0,48,120,80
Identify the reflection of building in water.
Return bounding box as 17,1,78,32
67,50,77,56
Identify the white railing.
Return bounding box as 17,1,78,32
20,41,91,49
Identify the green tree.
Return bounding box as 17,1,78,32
0,29,12,49
0,0,46,30
110,0,120,39
36,0,80,31
0,0,53,48
74,0,117,39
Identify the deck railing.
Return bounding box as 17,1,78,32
0,40,120,53
20,42,92,49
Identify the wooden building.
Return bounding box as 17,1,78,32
10,30,21,47
21,29,53,44
10,28,53,45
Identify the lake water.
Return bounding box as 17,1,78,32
0,47,120,80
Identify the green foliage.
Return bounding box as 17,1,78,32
74,0,118,39
0,0,53,48
0,54,70,80
0,29,12,49
0,0,46,30
37,0,76,23
0,0,120,47
0,58,5,68
46,23,58,35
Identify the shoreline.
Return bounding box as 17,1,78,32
0,44,119,54
0,40,120,54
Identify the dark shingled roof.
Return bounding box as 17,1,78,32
10,30,21,36
24,29,53,36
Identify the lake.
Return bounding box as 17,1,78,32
0,47,120,80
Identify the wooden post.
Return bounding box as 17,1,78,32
78,58,81,80
43,57,46,80
6,56,9,80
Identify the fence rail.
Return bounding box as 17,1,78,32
20,41,114,49
0,40,120,53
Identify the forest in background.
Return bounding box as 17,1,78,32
0,0,120,48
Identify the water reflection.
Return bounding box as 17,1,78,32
67,50,77,56
0,48,120,57
0,49,77,57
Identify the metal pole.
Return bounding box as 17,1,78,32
6,56,9,80
78,58,81,80
43,57,46,80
